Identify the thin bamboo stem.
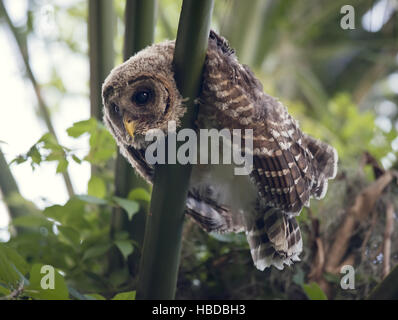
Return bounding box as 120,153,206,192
0,148,35,235
88,0,115,122
124,0,156,60
107,0,155,274
0,149,21,219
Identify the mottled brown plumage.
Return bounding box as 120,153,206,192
102,31,338,270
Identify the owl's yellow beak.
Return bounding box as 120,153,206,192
123,114,137,138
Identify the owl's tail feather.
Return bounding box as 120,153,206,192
185,193,302,271
246,206,302,270
304,134,338,200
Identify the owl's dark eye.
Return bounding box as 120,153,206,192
132,89,152,106
111,103,120,116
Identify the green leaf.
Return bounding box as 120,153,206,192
85,293,106,300
46,151,63,162
87,176,106,198
39,132,59,149
0,254,20,286
113,197,139,220
109,268,130,287
67,118,97,138
114,240,134,260
323,272,340,284
12,215,52,229
67,118,116,165
27,146,42,164
26,264,69,300
0,284,11,296
85,129,116,164
38,133,66,158
76,195,108,205
128,188,151,202
56,158,69,173
72,155,82,164
82,244,112,261
67,286,89,300
10,155,27,165
43,204,67,223
0,244,29,287
58,226,80,246
4,247,30,276
43,199,90,229
302,282,328,300
112,291,136,300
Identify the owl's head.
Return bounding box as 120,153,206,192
102,41,185,149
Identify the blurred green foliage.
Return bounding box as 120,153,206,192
2,117,146,299
288,93,398,164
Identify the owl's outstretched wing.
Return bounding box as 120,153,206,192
201,31,337,215
198,31,337,269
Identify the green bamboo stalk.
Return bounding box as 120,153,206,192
0,150,19,200
0,149,23,221
88,0,115,122
124,0,156,59
0,0,75,198
107,0,155,274
0,148,35,235
220,0,258,61
158,2,174,40
252,0,293,68
367,264,398,300
136,0,214,300
88,0,115,182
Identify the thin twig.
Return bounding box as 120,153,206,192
0,281,24,300
382,201,394,279
360,209,378,261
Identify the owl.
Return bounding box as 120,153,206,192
102,31,338,270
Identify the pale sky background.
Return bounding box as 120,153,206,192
0,0,397,241
0,0,91,241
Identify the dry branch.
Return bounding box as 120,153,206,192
325,171,393,274
382,201,394,279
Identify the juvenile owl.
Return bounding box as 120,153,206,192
102,31,337,270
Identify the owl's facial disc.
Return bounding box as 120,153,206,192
103,66,185,149
115,77,171,139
